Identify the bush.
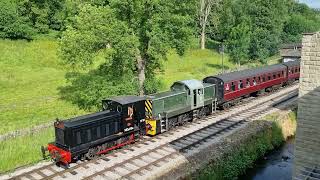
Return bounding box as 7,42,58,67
0,0,35,40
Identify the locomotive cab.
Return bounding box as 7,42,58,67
102,96,146,135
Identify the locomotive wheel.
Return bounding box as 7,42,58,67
86,147,98,160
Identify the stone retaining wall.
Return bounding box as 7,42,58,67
293,32,320,179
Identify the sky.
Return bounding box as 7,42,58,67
299,0,320,8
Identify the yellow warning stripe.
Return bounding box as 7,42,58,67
145,100,152,119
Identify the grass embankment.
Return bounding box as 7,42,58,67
0,128,54,173
197,110,297,179
159,49,235,89
0,39,88,134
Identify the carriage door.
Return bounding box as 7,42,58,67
193,89,197,107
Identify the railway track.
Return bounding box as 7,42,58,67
1,84,298,180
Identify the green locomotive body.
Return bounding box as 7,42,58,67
145,79,216,135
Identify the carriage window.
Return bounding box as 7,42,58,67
273,74,276,79
246,79,250,87
239,80,243,89
282,71,284,75
231,82,236,91
278,73,281,78
295,68,298,73
298,68,300,72
262,76,266,82
268,75,271,80
258,76,261,82
76,131,81,145
253,77,257,85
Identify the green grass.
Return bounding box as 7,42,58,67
0,39,88,134
158,49,236,90
0,128,54,173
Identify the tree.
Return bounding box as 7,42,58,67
198,0,220,49
226,22,251,67
110,0,196,95
59,1,195,109
0,0,34,39
17,0,66,33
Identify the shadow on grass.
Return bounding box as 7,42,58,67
205,63,230,70
58,67,139,111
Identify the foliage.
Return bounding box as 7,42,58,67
282,3,320,43
17,0,66,33
211,0,320,64
59,1,196,109
197,122,285,180
0,0,34,39
226,22,251,65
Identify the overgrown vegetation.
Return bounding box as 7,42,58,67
196,110,297,179
0,128,54,173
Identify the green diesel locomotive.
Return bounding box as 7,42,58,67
145,79,216,135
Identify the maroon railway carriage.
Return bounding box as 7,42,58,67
284,61,300,83
203,61,300,108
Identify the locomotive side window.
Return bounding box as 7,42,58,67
87,129,91,142
105,124,110,135
114,122,119,133
97,127,101,138
76,131,81,145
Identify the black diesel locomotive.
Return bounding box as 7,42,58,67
43,96,146,164
43,61,300,165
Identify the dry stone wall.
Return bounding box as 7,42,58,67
293,32,320,179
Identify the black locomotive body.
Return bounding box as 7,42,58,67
44,96,146,164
